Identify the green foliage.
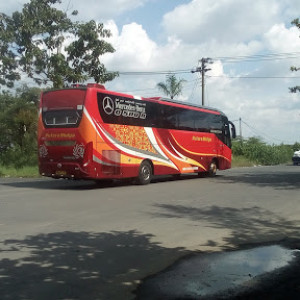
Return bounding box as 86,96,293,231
292,142,300,151
0,0,118,89
232,138,295,165
0,86,39,168
157,74,186,99
0,143,38,169
292,18,300,29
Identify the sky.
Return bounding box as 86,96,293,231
1,0,300,144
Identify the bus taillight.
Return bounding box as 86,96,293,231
83,142,93,167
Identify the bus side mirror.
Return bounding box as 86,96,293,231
228,121,236,139
231,127,236,139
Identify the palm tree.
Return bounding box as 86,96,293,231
157,74,186,99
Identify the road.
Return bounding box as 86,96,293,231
0,165,299,299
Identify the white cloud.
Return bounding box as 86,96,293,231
104,22,157,71
162,0,278,43
162,0,300,45
202,74,300,143
264,23,300,53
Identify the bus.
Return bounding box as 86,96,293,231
38,83,236,184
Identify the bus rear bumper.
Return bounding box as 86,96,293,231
39,161,89,179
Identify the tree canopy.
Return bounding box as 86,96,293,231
0,0,117,89
290,18,300,93
157,74,186,99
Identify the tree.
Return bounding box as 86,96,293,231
0,0,118,89
290,18,300,93
0,86,40,167
157,74,186,99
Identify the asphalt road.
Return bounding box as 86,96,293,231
0,165,299,299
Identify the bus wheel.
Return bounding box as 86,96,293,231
208,160,217,177
137,161,152,185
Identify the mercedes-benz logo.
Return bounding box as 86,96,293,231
102,97,114,115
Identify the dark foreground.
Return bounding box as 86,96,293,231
135,240,300,299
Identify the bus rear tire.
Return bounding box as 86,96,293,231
208,160,217,177
137,160,152,185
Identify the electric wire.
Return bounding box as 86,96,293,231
207,75,300,79
213,52,300,63
118,69,192,76
114,51,300,76
118,78,198,95
240,119,292,144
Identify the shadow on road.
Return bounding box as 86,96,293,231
0,178,131,190
216,169,300,190
0,174,203,190
152,204,300,250
2,166,300,191
0,231,187,300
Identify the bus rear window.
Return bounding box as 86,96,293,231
43,109,82,128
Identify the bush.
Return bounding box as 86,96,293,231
232,138,294,166
0,133,37,169
0,147,37,169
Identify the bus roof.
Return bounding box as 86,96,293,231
146,96,226,116
43,83,226,116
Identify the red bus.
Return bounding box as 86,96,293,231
38,83,236,184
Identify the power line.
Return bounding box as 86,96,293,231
241,119,291,144
114,78,198,95
114,51,300,76
208,75,300,79
118,69,192,76
213,52,300,63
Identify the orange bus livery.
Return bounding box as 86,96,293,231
38,83,236,184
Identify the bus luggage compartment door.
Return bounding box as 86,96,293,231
101,150,121,175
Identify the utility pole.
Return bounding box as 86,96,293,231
192,58,212,106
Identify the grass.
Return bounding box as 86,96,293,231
0,165,40,178
231,155,256,168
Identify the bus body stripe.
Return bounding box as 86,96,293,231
94,122,179,170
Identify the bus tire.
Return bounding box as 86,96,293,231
208,160,217,177
137,160,152,185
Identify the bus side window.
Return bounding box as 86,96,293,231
195,113,209,132
156,107,165,128
178,110,195,131
162,106,179,129
146,102,160,128
209,114,222,131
